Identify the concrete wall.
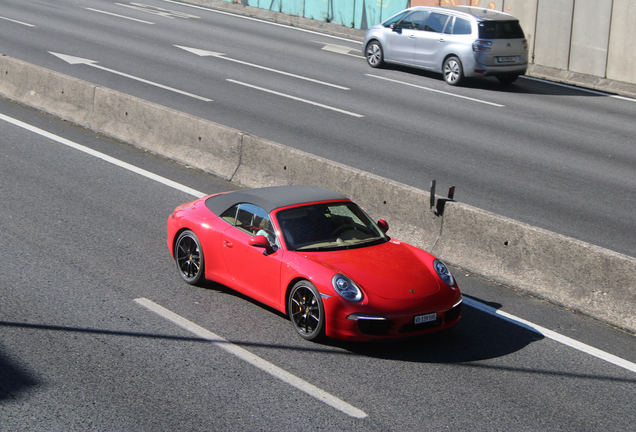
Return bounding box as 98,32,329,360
2,55,634,333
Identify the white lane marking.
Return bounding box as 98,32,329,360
2,112,634,375
85,7,155,24
117,2,200,19
49,52,212,102
318,43,365,59
0,15,35,27
0,113,206,199
521,76,636,103
227,79,364,117
174,45,350,90
134,298,368,419
158,0,359,43
367,74,505,107
464,297,636,374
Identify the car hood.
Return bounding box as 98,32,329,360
303,240,441,300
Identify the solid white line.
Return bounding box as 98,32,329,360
85,8,155,24
464,297,636,374
227,79,363,117
134,298,368,419
521,76,636,102
0,15,35,27
367,74,505,107
0,113,206,199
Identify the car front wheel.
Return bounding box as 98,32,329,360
365,41,384,68
174,230,205,285
443,56,464,86
288,280,325,341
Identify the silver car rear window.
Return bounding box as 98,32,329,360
478,21,524,39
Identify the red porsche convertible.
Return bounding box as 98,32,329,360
167,186,462,341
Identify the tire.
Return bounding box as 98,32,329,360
365,41,384,68
174,230,205,286
288,280,325,341
496,74,519,84
443,56,464,86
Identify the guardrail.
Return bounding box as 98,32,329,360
1,55,634,333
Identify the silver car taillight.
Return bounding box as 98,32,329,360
523,39,528,50
472,40,492,52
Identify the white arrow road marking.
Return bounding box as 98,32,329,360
48,52,212,102
227,79,363,117
318,43,364,59
134,298,368,419
174,45,349,90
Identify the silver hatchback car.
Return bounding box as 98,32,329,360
363,6,528,85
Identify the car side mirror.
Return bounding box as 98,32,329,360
390,23,401,33
377,219,389,233
250,235,277,255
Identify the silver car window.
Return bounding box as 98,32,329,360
453,17,472,35
422,12,449,33
396,10,428,30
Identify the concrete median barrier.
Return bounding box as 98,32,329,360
1,55,634,333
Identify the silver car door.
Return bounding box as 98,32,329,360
384,10,428,64
414,12,450,70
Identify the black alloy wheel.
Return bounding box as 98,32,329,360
174,230,204,285
288,280,325,341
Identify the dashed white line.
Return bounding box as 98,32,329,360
227,79,364,117
366,74,505,107
0,15,35,27
134,297,368,419
85,8,155,24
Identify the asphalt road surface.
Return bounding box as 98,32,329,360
1,0,635,258
1,97,635,431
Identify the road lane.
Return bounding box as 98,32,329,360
1,99,634,431
1,0,634,259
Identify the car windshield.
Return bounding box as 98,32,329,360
276,202,388,251
478,21,524,39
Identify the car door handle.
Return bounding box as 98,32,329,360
408,35,416,39
223,239,233,248
438,38,445,43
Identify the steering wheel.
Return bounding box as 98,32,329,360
330,224,356,238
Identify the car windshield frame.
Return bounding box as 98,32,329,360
275,201,389,252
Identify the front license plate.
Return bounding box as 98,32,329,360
497,56,517,63
414,312,437,324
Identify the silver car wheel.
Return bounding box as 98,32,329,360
443,56,464,86
365,41,384,68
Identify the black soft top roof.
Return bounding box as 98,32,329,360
205,186,349,215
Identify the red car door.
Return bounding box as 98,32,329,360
220,225,283,306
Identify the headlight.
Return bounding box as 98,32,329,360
332,275,363,303
433,259,455,287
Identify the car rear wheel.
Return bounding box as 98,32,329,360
497,74,519,84
443,56,464,86
174,230,205,285
365,41,384,68
288,280,325,341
